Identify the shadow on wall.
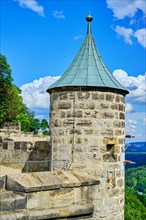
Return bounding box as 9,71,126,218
22,141,51,173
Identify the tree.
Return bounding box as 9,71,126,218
0,54,29,126
16,113,32,132
0,54,49,134
125,166,146,220
41,119,49,132
41,119,49,135
0,54,18,124
30,118,41,134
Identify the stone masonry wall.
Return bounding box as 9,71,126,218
50,90,125,167
0,140,51,172
50,89,126,220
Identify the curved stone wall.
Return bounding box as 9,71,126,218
50,89,125,170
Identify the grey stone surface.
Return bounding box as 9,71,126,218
0,175,5,190
0,191,26,211
6,170,100,192
0,204,93,220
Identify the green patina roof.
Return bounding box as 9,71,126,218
47,14,128,94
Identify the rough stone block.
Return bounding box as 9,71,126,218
77,92,90,99
69,92,75,99
0,192,26,211
76,120,91,126
100,103,109,109
115,95,120,102
92,93,104,100
58,102,71,109
104,137,119,145
6,172,61,192
69,129,81,135
103,153,115,162
0,175,5,190
14,142,20,150
63,119,74,126
106,94,114,102
67,111,82,118
2,142,8,149
111,103,118,110
86,102,95,109
84,129,93,135
119,112,125,119
119,104,124,111
115,129,122,136
60,111,66,118
102,112,114,119
72,170,100,186
92,110,99,118
75,137,82,144
0,136,2,143
60,93,68,100
116,178,124,187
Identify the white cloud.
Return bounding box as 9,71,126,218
20,76,60,108
125,103,134,113
15,0,45,16
115,25,133,44
52,10,65,19
73,35,84,40
125,112,146,141
106,1,146,48
144,117,146,125
106,0,146,19
134,28,146,48
113,69,146,104
115,26,146,47
126,119,137,133
127,119,137,125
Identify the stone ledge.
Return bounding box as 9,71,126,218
6,170,100,192
0,191,26,211
0,204,94,220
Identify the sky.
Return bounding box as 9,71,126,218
1,0,146,143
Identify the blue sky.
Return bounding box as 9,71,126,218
1,0,146,142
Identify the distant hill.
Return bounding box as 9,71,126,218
125,142,146,168
125,166,146,220
125,142,146,152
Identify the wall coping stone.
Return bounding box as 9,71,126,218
6,170,100,193
0,204,94,220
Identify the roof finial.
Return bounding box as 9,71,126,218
86,11,93,34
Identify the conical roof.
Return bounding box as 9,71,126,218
47,13,129,94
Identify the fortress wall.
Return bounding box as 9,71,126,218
0,140,51,172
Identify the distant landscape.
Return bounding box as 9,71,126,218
125,142,146,220
125,142,146,169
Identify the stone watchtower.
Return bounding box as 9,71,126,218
47,13,129,220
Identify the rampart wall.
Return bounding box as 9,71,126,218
0,123,51,172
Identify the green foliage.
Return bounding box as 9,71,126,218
0,54,50,135
0,54,12,86
30,118,41,134
125,166,146,220
16,113,32,132
41,119,49,133
125,166,146,194
0,55,25,124
0,54,28,126
0,54,12,124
